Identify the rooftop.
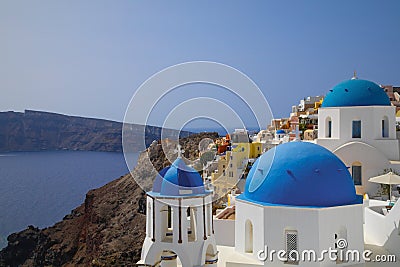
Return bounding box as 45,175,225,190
322,79,391,108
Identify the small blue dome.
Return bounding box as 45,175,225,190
241,142,360,207
154,158,205,196
322,79,390,107
276,129,285,134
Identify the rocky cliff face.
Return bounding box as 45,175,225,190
0,132,219,267
0,110,191,152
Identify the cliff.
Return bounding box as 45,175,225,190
0,110,191,152
0,132,219,267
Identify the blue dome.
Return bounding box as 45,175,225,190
241,142,360,207
321,79,390,107
276,129,285,134
154,158,205,196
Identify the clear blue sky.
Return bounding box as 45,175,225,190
1,1,400,128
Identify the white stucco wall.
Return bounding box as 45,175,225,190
235,199,264,258
318,108,340,139
235,199,364,267
318,205,365,266
263,206,320,267
333,142,390,196
317,106,400,161
364,201,400,259
214,217,235,246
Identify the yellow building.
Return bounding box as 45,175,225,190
249,142,262,158
231,142,262,159
314,98,323,110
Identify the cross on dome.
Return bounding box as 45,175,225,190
174,144,185,158
351,70,358,80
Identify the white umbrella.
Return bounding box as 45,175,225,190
369,172,400,204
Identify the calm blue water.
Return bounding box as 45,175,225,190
0,151,138,249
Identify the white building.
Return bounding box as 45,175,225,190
231,129,250,143
232,141,364,267
315,76,400,259
316,77,400,196
298,96,324,112
275,129,286,140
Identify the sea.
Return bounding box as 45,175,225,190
0,151,139,249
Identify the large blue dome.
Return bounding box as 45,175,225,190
152,157,205,196
321,79,390,107
241,142,360,207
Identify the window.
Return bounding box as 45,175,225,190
245,220,253,253
382,116,389,138
285,230,299,264
328,120,332,138
352,162,362,186
352,120,361,138
326,117,332,138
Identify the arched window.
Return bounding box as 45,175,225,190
326,117,332,138
245,220,253,253
382,116,389,138
351,162,362,186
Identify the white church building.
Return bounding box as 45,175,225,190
315,76,400,261
316,76,400,196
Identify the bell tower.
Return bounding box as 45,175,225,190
138,150,218,267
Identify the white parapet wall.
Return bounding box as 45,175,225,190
364,200,400,258
214,207,236,247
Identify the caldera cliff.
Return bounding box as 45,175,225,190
0,132,219,267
